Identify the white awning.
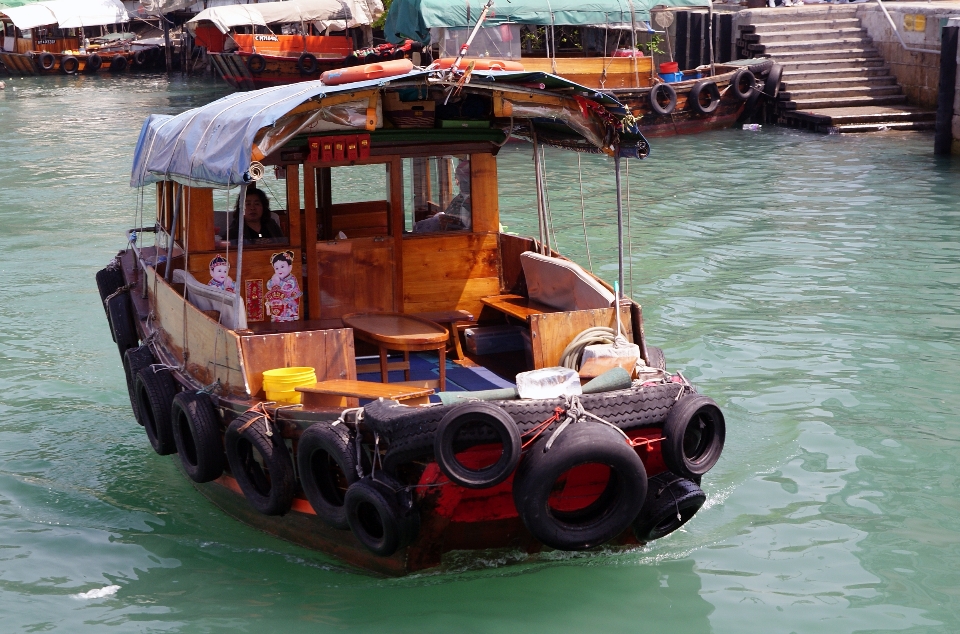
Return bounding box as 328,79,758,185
186,0,382,34
1,0,128,29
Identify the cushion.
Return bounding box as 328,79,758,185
520,252,615,311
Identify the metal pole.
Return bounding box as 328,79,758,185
531,129,550,255
708,2,715,77
614,153,624,298
235,183,248,330
164,184,179,281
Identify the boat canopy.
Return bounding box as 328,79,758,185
185,0,383,35
0,0,127,30
384,0,709,45
130,71,646,189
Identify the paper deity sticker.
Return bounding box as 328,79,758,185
207,254,235,292
245,279,264,322
265,250,301,322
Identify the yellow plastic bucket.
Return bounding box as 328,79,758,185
262,367,317,404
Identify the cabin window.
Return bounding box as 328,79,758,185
403,155,471,234
219,184,289,247
320,163,390,240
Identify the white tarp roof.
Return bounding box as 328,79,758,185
186,0,382,34
1,0,128,29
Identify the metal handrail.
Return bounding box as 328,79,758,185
874,0,940,55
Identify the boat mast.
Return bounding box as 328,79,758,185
614,153,624,301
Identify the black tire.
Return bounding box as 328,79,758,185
649,83,677,116
689,80,721,115
85,53,102,73
434,402,521,489
645,345,666,371
763,64,783,100
134,367,178,455
365,399,450,473
345,475,420,556
662,394,725,479
746,58,774,76
247,53,266,75
298,423,361,529
38,52,56,71
297,52,318,75
738,84,764,124
133,50,146,66
96,264,125,318
633,472,706,542
730,68,755,101
225,412,296,515
172,392,224,483
123,346,155,426
60,55,79,75
109,55,128,73
106,291,138,358
513,423,648,550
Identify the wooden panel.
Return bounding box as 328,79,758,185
183,186,215,252
316,237,395,319
147,267,248,396
240,328,355,398
304,166,322,319
529,307,634,369
285,165,302,248
520,57,653,88
388,157,404,314
499,233,536,294
402,232,500,316
470,153,499,233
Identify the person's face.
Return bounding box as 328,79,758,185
273,259,291,278
211,264,228,283
244,193,263,223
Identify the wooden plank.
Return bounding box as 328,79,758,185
481,294,558,321
304,166,322,319
403,277,501,317
388,157,405,314
520,57,653,89
529,307,634,369
183,186,215,252
498,233,536,294
401,232,500,316
240,327,355,397
285,165,302,248
470,153,499,233
316,237,395,319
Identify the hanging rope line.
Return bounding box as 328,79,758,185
577,154,594,273
626,158,635,296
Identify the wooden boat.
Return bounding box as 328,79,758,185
0,0,140,75
97,68,726,575
383,0,780,135
188,0,395,92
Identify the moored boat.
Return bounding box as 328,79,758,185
97,66,726,575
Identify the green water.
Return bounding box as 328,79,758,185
2,74,959,633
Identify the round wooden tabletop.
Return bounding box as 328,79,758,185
342,312,448,347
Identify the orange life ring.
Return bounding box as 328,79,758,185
320,58,414,86
435,58,525,71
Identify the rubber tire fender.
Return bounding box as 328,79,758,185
434,402,521,489
730,68,756,101
225,412,296,516
645,345,666,371
133,50,146,66
298,422,362,529
688,80,721,115
96,264,126,319
123,346,155,426
633,472,706,542
171,391,224,483
60,55,79,75
247,53,266,75
344,475,420,556
763,64,783,100
85,53,102,73
297,52,318,75
649,83,677,116
134,366,178,455
661,394,725,478
38,52,56,71
512,423,648,551
106,291,138,357
109,55,128,72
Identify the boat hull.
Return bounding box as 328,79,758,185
210,52,346,91
0,50,140,76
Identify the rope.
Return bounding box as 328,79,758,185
576,154,594,272
103,283,134,305
558,326,618,370
626,159,634,296
238,402,273,436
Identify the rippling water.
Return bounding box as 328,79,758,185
2,74,959,632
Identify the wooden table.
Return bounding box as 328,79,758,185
342,312,449,390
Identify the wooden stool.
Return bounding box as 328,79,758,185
412,310,475,360
296,379,434,408
343,312,449,390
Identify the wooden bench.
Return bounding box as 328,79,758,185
412,309,475,360
296,379,434,408
480,294,558,322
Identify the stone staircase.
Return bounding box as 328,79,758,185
737,5,936,133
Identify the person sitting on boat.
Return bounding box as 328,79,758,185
227,186,284,243
413,158,471,233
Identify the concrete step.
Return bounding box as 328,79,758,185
746,18,862,33
771,49,883,62
736,6,861,26
780,84,903,100
782,66,893,80
781,76,898,90
820,108,937,125
777,56,886,70
831,121,937,132
780,94,908,110
743,27,867,44
752,38,874,55
778,105,937,133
